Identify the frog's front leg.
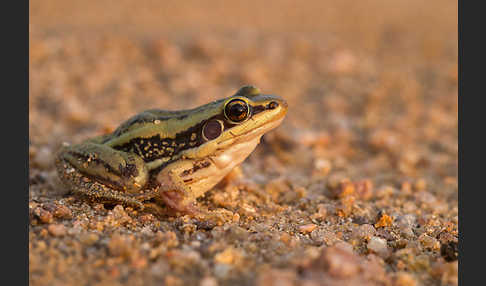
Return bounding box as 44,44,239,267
155,160,199,214
55,141,150,209
155,158,220,214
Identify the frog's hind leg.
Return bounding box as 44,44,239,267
56,158,145,209
55,142,150,209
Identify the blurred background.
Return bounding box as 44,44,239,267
30,1,458,285
30,0,457,140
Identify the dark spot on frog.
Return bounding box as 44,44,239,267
251,105,266,115
181,161,211,177
119,163,138,178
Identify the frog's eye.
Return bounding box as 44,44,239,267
202,119,223,141
224,99,250,123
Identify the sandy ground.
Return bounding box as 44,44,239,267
29,1,458,285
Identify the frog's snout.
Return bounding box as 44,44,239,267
272,97,288,116
266,95,288,112
276,97,288,109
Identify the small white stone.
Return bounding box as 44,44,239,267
200,276,218,286
35,146,53,169
367,236,390,258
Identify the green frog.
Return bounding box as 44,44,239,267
55,86,288,214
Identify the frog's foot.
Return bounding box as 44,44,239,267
74,180,145,210
160,190,199,215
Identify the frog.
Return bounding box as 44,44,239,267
55,85,288,214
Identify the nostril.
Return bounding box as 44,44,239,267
268,101,279,109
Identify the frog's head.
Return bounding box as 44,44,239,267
215,85,288,143
183,85,288,165
172,85,287,197
154,85,287,200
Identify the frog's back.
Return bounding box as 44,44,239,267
107,98,226,141
108,109,190,139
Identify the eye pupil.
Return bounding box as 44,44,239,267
230,104,246,116
225,99,249,122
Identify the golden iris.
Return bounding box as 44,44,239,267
224,99,249,123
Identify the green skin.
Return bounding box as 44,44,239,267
55,86,288,214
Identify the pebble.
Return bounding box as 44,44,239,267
415,191,437,205
375,213,393,228
394,272,417,286
164,275,183,286
313,242,360,278
111,205,131,224
298,224,317,234
213,264,231,279
310,204,327,221
367,236,391,258
256,269,296,286
108,234,134,258
313,158,332,176
80,233,99,246
34,146,53,169
139,214,155,224
214,247,243,265
396,214,416,239
149,260,169,278
351,224,376,240
47,224,66,237
418,234,440,251
53,204,73,219
355,179,374,200
200,276,218,286
310,228,340,245
36,207,53,224
330,180,355,198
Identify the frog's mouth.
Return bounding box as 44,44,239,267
223,115,285,145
